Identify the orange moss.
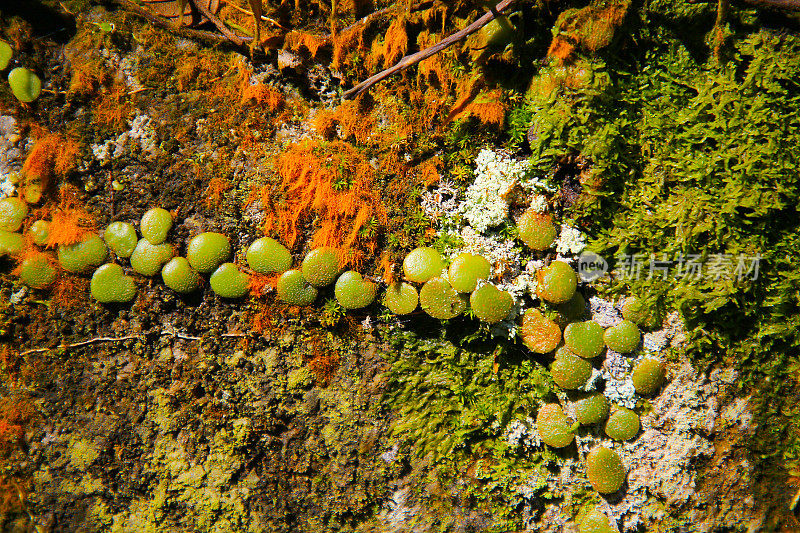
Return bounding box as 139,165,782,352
20,134,81,203
248,273,278,297
204,177,232,209
285,31,330,58
303,334,339,387
93,82,133,132
331,24,366,74
45,185,95,248
0,477,28,518
462,89,506,127
379,253,395,284
547,37,576,63
416,157,442,187
370,16,408,69
0,399,35,458
240,83,286,111
50,275,90,310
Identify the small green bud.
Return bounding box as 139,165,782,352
334,271,377,309
536,403,574,448
187,232,231,273
91,263,136,303
58,234,108,273
383,282,418,314
550,348,592,390
586,446,626,494
605,406,640,441
246,236,292,274
448,252,490,292
161,257,200,293
0,230,24,256
8,67,42,103
140,208,172,244
564,320,605,358
28,220,50,246
277,269,318,305
19,253,56,289
0,197,28,232
210,263,250,298
130,239,174,276
604,320,640,353
419,277,466,319
403,247,444,284
537,260,577,304
103,222,138,258
301,247,341,287
631,357,667,396
470,283,513,323
518,210,556,250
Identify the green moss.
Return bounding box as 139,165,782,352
419,277,466,319
621,296,661,329
161,257,200,293
585,446,625,494
603,320,640,353
301,247,341,287
91,263,136,303
58,234,108,273
0,40,11,70
0,197,28,232
537,260,577,304
518,210,557,251
631,357,667,396
573,393,610,425
103,221,138,258
605,406,640,441
246,236,292,274
29,220,50,246
383,282,418,314
277,269,318,305
209,263,250,298
334,271,377,309
563,320,605,358
550,348,592,390
0,229,23,256
140,207,173,244
187,232,231,273
536,403,574,448
403,247,445,284
448,252,490,293
470,283,513,324
19,254,57,289
130,238,175,277
8,67,41,103
287,367,314,391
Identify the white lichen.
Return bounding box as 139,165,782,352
554,225,587,257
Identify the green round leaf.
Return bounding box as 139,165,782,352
301,247,341,287
604,320,640,353
19,253,56,289
470,283,513,323
383,282,418,315
537,260,577,304
403,247,445,284
140,207,173,244
631,357,667,396
573,393,610,425
161,257,201,293
419,277,466,319
564,320,605,358
130,239,174,277
58,234,108,273
247,236,292,274
448,252,490,293
0,197,28,232
8,67,42,103
210,263,250,298
104,222,138,258
187,232,231,273
605,406,640,441
91,263,136,303
518,210,556,250
550,348,592,390
586,446,626,494
334,271,377,309
277,269,318,306
536,403,574,448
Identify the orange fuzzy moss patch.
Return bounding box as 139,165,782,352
249,273,278,297
285,31,330,58
204,177,232,209
44,185,95,248
303,334,339,387
50,275,90,311
20,134,81,203
548,1,630,63
240,83,286,111
93,82,133,133
370,15,408,69
0,399,35,458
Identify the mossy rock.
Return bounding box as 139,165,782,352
604,320,640,353
536,403,574,448
334,271,377,309
586,446,626,494
246,236,292,274
419,277,466,319
578,509,617,533
186,232,231,273
383,282,418,314
470,283,513,323
103,222,138,258
631,357,667,396
520,309,561,353
277,269,318,305
605,406,640,441
301,247,341,287
8,67,41,103
19,254,57,289
130,239,175,277
0,197,28,232
91,263,136,303
0,230,24,257
537,260,577,304
564,320,605,358
448,252,490,292
557,291,587,319
28,220,49,246
161,257,200,293
573,393,610,425
210,263,250,298
140,207,173,244
518,210,557,250
550,348,592,390
58,234,108,273
403,247,445,284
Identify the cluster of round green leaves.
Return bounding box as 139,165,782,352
0,196,58,289
1,40,42,103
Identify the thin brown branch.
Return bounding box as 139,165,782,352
740,0,800,7
190,0,246,45
18,330,248,355
342,0,517,100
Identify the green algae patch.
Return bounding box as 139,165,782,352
8,67,41,103
246,236,292,274
470,283,513,323
0,197,28,232
383,282,418,314
403,247,445,283
550,348,592,390
19,253,57,289
537,260,577,304
161,257,200,293
573,393,610,425
0,230,23,256
520,309,561,353
518,210,557,251
91,263,136,303
29,220,50,246
536,403,574,448
210,263,250,298
586,446,626,494
187,232,231,273
605,406,640,441
419,277,466,319
301,247,341,287
604,320,641,353
0,40,11,70
448,252,490,293
140,207,173,244
578,509,617,533
58,234,108,273
277,269,318,305
564,320,605,358
103,221,138,258
334,271,377,309
130,238,175,277
632,357,667,396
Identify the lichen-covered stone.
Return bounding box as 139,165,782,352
301,247,341,287
28,220,50,246
8,67,41,102
564,320,605,358
536,403,574,448
210,263,250,298
470,283,513,323
246,236,292,274
161,257,201,293
58,234,108,273
518,210,557,250
573,393,610,425
383,282,418,314
19,253,57,289
419,277,466,319
604,320,641,353
632,356,667,395
448,252,490,293
0,230,23,257
403,247,445,284
130,239,175,277
550,348,592,389
605,406,640,441
0,197,28,232
277,269,318,305
103,222,138,258
140,207,173,244
91,263,136,303
586,446,626,494
186,232,231,273
537,260,577,304
334,271,377,309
